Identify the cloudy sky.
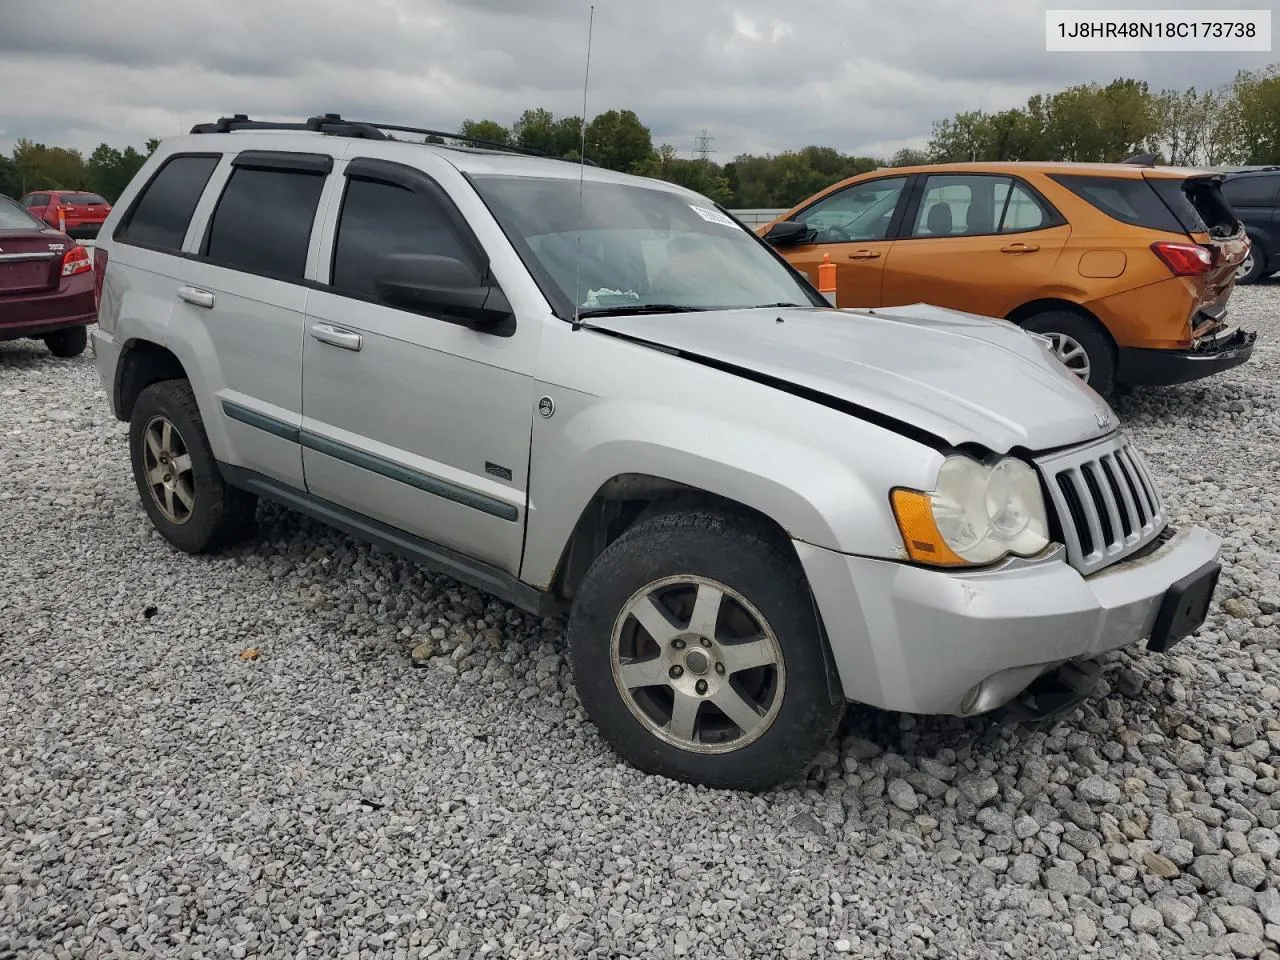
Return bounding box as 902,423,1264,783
0,0,1275,161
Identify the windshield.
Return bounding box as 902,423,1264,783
0,196,46,231
470,175,822,317
61,193,107,205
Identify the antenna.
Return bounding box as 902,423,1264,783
571,4,595,331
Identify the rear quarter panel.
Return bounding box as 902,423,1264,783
1029,173,1199,348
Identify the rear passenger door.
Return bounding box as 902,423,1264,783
174,151,330,489
300,156,538,575
881,173,1071,319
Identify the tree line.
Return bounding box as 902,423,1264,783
2,64,1276,211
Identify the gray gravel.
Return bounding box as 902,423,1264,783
1,284,1278,959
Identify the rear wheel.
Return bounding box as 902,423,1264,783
1236,243,1268,284
129,380,258,553
43,326,87,358
567,508,845,791
1020,310,1116,395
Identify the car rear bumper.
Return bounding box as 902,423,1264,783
0,280,96,339
795,524,1221,716
1116,327,1256,386
91,328,123,418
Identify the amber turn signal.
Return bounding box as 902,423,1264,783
890,488,969,567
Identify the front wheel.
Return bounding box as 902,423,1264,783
1021,310,1116,395
567,508,845,791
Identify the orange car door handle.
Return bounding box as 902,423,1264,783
847,250,881,260
1001,242,1040,253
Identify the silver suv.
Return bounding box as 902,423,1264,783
91,114,1223,790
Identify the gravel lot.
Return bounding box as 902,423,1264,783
2,287,1278,960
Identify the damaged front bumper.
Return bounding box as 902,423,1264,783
1116,326,1257,387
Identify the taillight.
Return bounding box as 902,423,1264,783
93,247,108,309
61,244,92,277
1151,241,1213,276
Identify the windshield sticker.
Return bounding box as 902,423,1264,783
583,287,640,308
688,204,738,228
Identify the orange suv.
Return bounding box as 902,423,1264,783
759,161,1255,393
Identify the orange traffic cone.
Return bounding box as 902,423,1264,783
57,205,66,233
817,253,837,307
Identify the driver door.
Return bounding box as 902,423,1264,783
782,175,912,307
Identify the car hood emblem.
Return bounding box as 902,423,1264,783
1096,409,1112,428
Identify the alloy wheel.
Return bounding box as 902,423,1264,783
610,575,785,754
142,415,196,524
1044,332,1092,383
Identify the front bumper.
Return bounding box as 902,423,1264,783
796,524,1222,716
1116,327,1256,386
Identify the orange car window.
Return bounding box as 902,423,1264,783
794,177,907,243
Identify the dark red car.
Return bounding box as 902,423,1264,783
20,189,112,240
0,195,97,357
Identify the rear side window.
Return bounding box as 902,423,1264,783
203,167,325,280
23,194,49,208
1049,174,1184,234
330,177,477,300
1223,174,1280,207
118,154,220,251
0,197,45,230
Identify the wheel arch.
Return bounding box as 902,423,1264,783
114,338,189,422
549,473,846,706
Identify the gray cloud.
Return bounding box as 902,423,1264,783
0,0,1274,161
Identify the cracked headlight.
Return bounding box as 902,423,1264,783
891,454,1051,567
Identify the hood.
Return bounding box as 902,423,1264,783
585,304,1117,454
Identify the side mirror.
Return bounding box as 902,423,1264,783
374,253,514,335
763,220,812,246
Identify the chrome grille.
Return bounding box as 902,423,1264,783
1035,433,1166,576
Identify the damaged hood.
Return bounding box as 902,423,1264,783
586,303,1118,454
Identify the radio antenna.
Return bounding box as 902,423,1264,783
571,4,595,331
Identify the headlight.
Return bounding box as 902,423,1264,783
891,454,1050,567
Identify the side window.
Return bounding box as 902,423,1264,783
24,194,49,208
117,155,220,251
1000,181,1049,232
1223,174,1280,207
1049,175,1184,233
910,175,1014,238
330,176,477,300
794,177,907,243
203,167,326,280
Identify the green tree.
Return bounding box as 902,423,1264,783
1226,66,1280,164
458,119,510,147
584,109,652,172
11,139,89,193
0,155,20,199
890,147,929,167
145,137,161,156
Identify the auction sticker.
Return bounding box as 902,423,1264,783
689,205,738,228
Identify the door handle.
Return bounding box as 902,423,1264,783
309,323,363,352
1000,242,1040,253
177,286,215,309
847,250,881,260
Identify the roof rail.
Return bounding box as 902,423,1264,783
188,113,596,164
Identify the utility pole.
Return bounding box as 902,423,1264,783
693,129,714,163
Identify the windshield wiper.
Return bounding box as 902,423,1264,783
748,302,814,309
575,304,709,319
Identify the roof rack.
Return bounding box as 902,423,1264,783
189,113,596,164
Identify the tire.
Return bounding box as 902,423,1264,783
567,508,845,791
1020,310,1116,395
43,326,87,358
1236,243,1268,284
128,379,258,553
